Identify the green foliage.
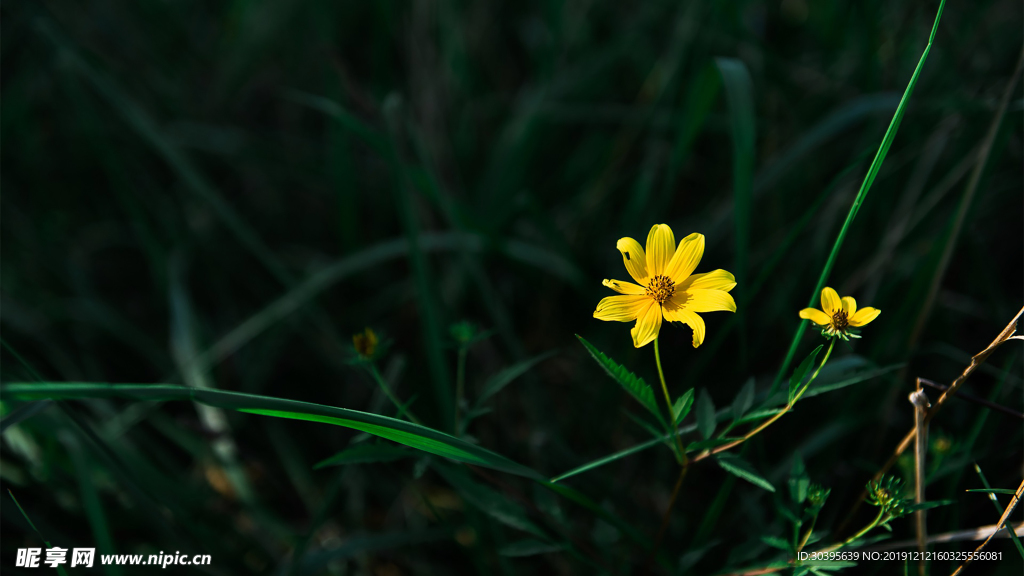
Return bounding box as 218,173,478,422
2,0,1021,573
576,335,664,426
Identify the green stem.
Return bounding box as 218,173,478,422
691,338,835,463
820,508,888,554
654,338,686,464
454,346,467,433
795,512,819,555
369,364,423,425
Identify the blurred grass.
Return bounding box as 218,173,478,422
2,1,1023,575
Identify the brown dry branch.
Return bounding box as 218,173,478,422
949,478,1024,575
839,306,1024,534
909,386,930,576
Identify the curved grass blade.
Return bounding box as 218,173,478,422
770,0,949,394
0,383,545,481
313,444,413,470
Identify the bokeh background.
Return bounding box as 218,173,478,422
2,1,1022,574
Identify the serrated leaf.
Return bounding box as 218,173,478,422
696,388,715,440
499,539,561,557
715,454,775,492
314,443,412,469
672,388,695,426
761,535,790,550
788,345,823,404
731,377,755,420
577,336,663,424
477,352,556,406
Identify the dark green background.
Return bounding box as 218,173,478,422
2,1,1021,574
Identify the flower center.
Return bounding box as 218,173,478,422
645,275,675,303
831,310,849,332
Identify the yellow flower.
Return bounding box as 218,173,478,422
798,287,880,340
593,224,737,348
353,327,379,359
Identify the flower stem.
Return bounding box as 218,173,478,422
454,346,467,433
691,338,835,463
654,338,686,464
369,363,423,425
818,508,888,554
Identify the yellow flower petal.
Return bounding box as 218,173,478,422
799,308,831,326
616,237,648,284
664,232,704,283
841,296,857,316
678,268,736,292
602,279,646,295
849,307,881,327
594,295,650,322
820,287,842,315
663,302,705,348
630,301,662,348
645,224,676,277
674,289,737,313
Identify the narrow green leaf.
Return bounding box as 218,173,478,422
788,345,823,405
697,388,715,440
499,540,562,557
477,351,556,406
802,363,903,399
685,437,743,452
771,0,948,394
0,383,544,481
902,500,954,513
965,488,1018,495
973,462,1024,558
434,463,549,539
672,388,695,426
715,454,775,492
576,336,663,424
314,443,413,469
761,535,790,551
731,378,755,420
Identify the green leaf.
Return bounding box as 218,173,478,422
731,377,755,420
477,351,556,406
761,535,790,551
788,345,823,405
973,463,1024,559
0,383,545,481
499,539,562,557
696,388,715,440
576,336,663,424
672,388,695,426
966,488,1018,495
715,454,775,492
802,363,903,399
902,500,954,513
433,463,549,539
685,437,743,452
314,443,413,469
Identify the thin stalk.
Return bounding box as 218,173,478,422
795,512,820,555
369,364,423,425
769,0,947,395
654,337,686,464
819,508,889,555
693,339,835,463
454,346,467,433
909,385,930,575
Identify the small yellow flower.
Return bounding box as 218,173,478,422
799,287,880,340
593,224,737,348
352,327,379,359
